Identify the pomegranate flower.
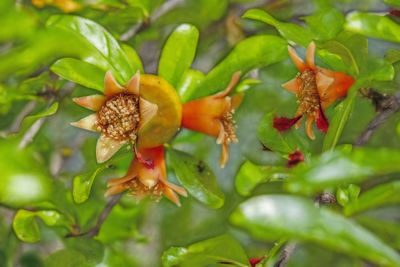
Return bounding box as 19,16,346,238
71,71,158,163
105,146,187,206
274,42,355,139
181,72,243,168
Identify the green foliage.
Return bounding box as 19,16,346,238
161,235,250,267
230,195,400,266
158,24,199,88
167,148,225,209
13,209,73,243
191,35,288,99
304,8,345,41
72,166,107,204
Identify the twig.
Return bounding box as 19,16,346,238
354,90,400,147
120,0,184,41
274,243,296,267
8,101,37,134
66,193,122,238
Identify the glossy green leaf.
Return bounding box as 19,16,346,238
13,209,72,243
347,184,361,201
50,58,106,92
161,235,250,267
176,69,205,103
286,147,400,194
167,148,225,209
122,44,144,74
190,35,288,99
304,8,345,41
72,166,107,204
345,12,400,43
158,24,199,88
360,56,395,82
230,195,400,266
336,187,350,207
235,161,288,196
46,15,134,83
258,112,309,155
235,78,261,93
243,9,314,46
344,181,400,215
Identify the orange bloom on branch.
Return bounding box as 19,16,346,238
71,71,158,163
106,146,187,206
274,42,355,139
181,72,243,168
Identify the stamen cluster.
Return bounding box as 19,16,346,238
96,94,140,142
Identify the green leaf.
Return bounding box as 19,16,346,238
190,35,288,99
158,24,199,88
230,195,400,266
45,249,90,267
161,235,250,267
65,237,105,264
235,161,287,196
46,15,134,83
344,181,400,215
72,166,107,204
243,9,314,46
357,217,400,250
121,44,144,74
235,78,261,93
176,69,205,103
13,209,72,243
167,148,225,209
257,112,309,155
345,12,400,43
286,147,400,194
385,49,400,64
50,58,106,92
304,8,345,41
336,187,349,207
13,210,40,243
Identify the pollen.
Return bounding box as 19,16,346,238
96,94,140,142
127,179,163,202
297,69,320,117
221,109,238,145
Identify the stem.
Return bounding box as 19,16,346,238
66,193,122,238
354,90,400,146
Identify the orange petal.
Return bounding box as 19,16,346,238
282,78,301,94
163,186,181,207
231,93,244,109
305,116,315,140
316,71,334,99
182,97,225,137
126,70,140,95
215,71,241,98
306,42,316,70
73,95,107,111
104,70,125,97
96,134,125,163
288,46,307,72
138,98,158,131
105,184,127,196
107,171,137,187
220,141,229,168
294,106,303,129
160,177,187,197
70,114,99,132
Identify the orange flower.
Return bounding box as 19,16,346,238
105,146,187,206
71,71,158,163
274,42,355,139
181,72,243,168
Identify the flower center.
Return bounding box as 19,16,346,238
222,109,238,145
127,179,163,201
297,69,320,117
96,94,140,142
